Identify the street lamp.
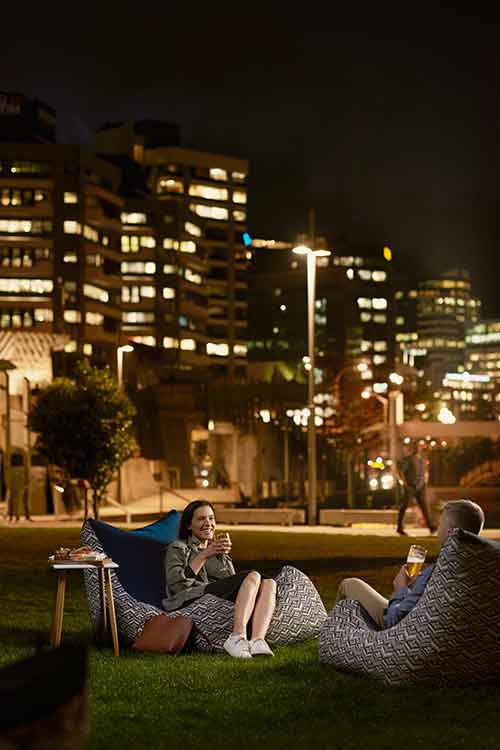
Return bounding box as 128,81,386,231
116,344,134,512
292,233,331,526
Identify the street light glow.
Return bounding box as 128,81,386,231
361,389,371,399
292,244,331,257
389,372,404,385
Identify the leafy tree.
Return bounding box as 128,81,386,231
29,362,137,518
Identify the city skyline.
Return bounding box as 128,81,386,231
2,3,500,313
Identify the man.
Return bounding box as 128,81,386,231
335,499,485,629
397,440,435,535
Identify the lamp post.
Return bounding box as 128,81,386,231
292,212,331,525
116,345,134,509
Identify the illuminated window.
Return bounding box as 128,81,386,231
232,171,246,182
83,344,93,355
141,236,156,248
358,269,371,281
360,312,372,322
83,284,109,303
64,221,82,235
374,340,387,352
184,221,202,237
234,344,247,356
163,337,179,348
180,240,196,254
373,354,387,365
408,290,417,298
86,253,102,267
64,340,77,353
121,212,147,224
396,316,404,325
140,286,156,298
163,238,179,250
180,338,196,351
207,342,229,356
372,298,387,310
83,225,99,243
395,291,404,300
233,210,246,222
121,261,156,274
130,335,156,346
373,314,387,324
122,311,155,323
64,310,81,323
64,192,78,204
163,287,176,299
209,168,227,181
361,340,372,351
163,264,177,274
372,270,386,282
189,184,229,201
158,178,183,194
63,252,78,263
357,298,371,309
346,268,354,280
85,312,104,325
185,268,202,284
190,203,228,221
34,308,54,322
0,278,53,294
233,190,247,204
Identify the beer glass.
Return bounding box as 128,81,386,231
406,544,427,577
216,531,230,545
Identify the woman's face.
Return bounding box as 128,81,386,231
189,505,216,542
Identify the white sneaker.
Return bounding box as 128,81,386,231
249,638,274,657
223,634,252,659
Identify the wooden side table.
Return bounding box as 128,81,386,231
49,558,120,656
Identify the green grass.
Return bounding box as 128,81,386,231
1,527,500,749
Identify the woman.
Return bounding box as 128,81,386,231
163,500,277,659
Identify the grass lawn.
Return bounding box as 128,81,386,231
1,526,500,749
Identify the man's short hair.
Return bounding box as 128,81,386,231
442,499,485,535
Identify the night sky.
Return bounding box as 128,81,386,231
3,3,500,312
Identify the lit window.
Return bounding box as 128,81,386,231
373,314,387,324
121,212,147,224
0,278,53,294
184,222,202,237
234,344,247,356
395,291,404,300
232,171,246,182
185,268,202,284
158,178,183,194
64,341,77,353
209,168,228,181
163,337,179,348
360,312,372,322
357,298,372,309
206,342,229,356
83,225,99,243
64,221,82,235
83,284,109,303
372,270,387,282
163,287,176,299
64,310,81,323
373,354,387,365
64,192,78,204
180,338,196,351
130,335,156,346
233,190,247,204
85,312,104,325
189,184,229,201
374,340,387,352
83,344,93,355
140,236,156,248
372,298,387,310
163,264,177,274
163,238,179,250
180,240,196,254
190,203,228,220
34,308,53,322
122,311,155,323
233,210,246,222
63,252,78,263
361,340,372,351
358,269,371,281
140,286,156,298
346,268,354,280
396,316,404,325
121,261,156,274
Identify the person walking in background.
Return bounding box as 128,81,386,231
396,440,436,535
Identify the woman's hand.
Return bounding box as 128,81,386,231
203,538,232,558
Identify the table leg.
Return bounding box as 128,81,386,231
50,573,67,648
104,569,120,657
99,567,108,637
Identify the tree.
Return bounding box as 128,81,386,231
29,361,137,518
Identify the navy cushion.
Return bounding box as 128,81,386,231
89,518,169,608
131,510,180,544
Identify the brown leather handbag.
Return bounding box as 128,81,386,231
132,614,193,655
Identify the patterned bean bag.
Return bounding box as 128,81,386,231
319,529,500,686
81,520,326,652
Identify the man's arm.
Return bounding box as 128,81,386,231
383,565,434,628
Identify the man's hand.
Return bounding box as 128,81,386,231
393,565,417,592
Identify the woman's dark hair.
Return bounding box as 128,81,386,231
178,500,215,541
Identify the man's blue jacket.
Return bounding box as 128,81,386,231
383,565,434,628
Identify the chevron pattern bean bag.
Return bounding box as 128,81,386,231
319,529,500,686
81,520,326,652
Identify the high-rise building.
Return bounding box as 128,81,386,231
96,121,250,381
